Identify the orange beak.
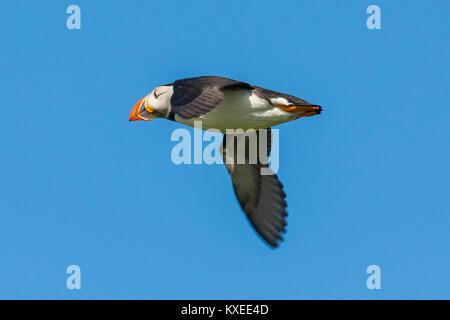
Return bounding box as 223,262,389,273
129,97,154,122
129,97,145,121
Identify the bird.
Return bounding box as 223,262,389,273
129,76,322,248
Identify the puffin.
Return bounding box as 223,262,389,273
129,76,322,248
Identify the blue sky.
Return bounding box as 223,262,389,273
0,0,449,299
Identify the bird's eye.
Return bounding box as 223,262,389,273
154,90,160,99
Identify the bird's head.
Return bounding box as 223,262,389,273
129,85,173,121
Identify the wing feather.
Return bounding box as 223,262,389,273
221,129,288,248
171,76,253,119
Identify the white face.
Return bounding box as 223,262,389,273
144,85,173,118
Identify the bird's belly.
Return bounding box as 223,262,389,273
175,92,296,131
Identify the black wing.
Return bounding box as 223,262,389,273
170,76,253,119
221,128,288,248
253,86,314,106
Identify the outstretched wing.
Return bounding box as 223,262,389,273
170,76,253,119
221,129,288,248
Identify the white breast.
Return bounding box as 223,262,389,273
175,90,296,131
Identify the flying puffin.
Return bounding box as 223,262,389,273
129,76,322,248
